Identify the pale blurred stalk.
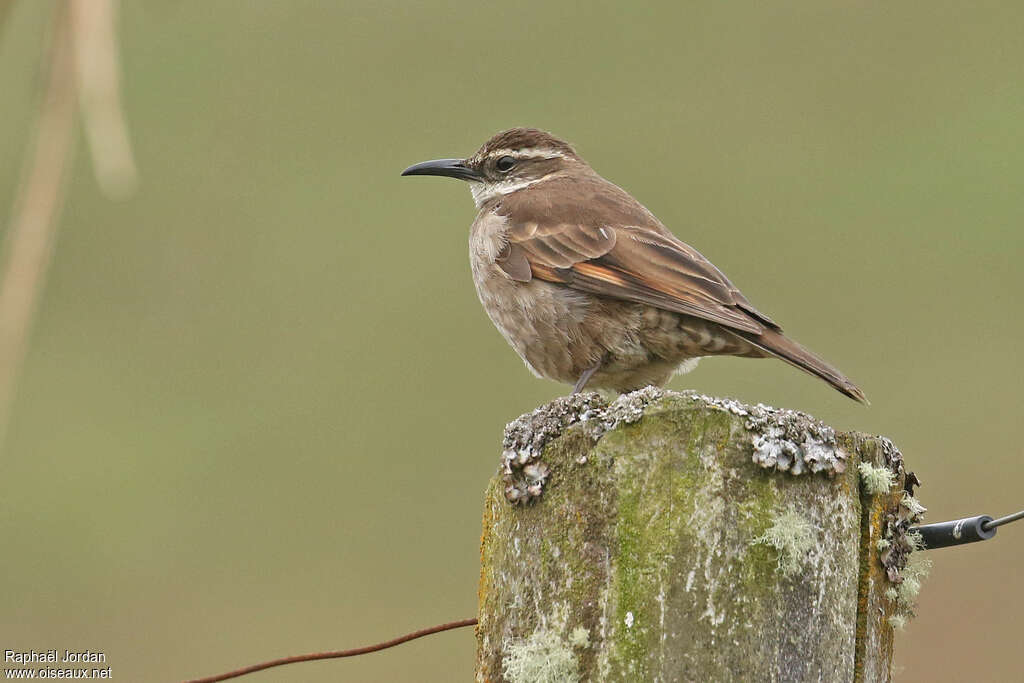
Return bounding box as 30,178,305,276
0,3,77,452
0,0,137,452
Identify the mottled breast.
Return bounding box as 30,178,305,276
468,209,593,383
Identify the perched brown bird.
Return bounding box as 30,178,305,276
402,128,866,403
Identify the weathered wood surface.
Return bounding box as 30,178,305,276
476,388,921,683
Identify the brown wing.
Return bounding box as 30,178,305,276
494,177,779,335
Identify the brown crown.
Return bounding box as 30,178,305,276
475,128,579,160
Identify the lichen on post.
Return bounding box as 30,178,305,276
476,389,923,683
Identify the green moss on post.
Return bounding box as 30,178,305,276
476,390,916,682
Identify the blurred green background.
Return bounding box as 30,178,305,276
2,1,1022,681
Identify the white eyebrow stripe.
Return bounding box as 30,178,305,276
484,148,570,161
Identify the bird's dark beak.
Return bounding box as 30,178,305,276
400,158,482,182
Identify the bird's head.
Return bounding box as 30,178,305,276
401,128,586,207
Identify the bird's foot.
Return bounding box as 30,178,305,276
572,360,603,394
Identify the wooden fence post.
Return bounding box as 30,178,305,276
476,388,924,682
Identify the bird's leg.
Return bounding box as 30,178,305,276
572,359,603,394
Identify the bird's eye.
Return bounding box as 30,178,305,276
495,156,516,172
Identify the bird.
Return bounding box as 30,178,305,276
401,128,866,403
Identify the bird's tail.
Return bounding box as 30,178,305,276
736,328,868,404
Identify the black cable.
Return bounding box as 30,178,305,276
913,507,1023,550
